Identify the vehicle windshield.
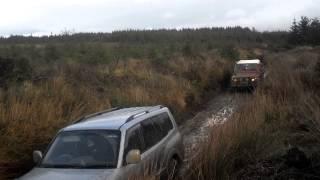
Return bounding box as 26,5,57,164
234,63,258,73
40,130,120,169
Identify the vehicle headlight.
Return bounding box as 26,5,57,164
251,78,256,82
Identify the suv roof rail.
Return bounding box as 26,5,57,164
72,107,121,124
125,105,164,123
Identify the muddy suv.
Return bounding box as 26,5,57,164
19,106,184,180
231,59,264,89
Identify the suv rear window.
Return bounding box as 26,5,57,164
141,112,173,151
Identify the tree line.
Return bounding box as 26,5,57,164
3,17,320,47
289,16,320,45
0,26,287,47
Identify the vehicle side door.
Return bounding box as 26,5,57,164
140,114,172,175
120,124,145,179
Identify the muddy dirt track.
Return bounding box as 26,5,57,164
179,92,251,174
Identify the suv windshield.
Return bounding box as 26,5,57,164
40,130,120,169
235,63,258,73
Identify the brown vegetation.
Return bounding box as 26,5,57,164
0,54,232,179
187,47,320,179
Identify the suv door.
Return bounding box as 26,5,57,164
121,124,145,178
140,116,163,175
140,113,173,175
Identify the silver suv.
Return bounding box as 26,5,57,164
19,106,184,180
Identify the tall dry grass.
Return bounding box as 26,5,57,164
0,54,232,179
187,48,320,179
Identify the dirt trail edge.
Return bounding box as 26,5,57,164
179,92,248,174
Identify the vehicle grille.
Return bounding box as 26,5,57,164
240,78,248,82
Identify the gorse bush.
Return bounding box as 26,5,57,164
0,57,32,87
218,45,240,61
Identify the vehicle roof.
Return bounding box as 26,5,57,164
62,106,162,131
236,59,261,64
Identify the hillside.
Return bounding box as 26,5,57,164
0,22,320,179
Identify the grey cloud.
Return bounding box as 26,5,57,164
0,0,320,36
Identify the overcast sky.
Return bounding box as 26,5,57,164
1,0,320,36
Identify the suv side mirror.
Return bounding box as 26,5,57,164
33,150,43,163
126,149,141,164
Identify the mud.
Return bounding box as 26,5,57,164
179,92,250,173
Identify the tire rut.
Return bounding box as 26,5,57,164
179,92,247,174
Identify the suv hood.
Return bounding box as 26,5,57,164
19,168,116,180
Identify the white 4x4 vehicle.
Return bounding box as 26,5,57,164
19,106,184,180
231,59,265,89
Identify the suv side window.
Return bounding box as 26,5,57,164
141,117,161,151
159,112,173,136
123,124,144,165
141,112,174,151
